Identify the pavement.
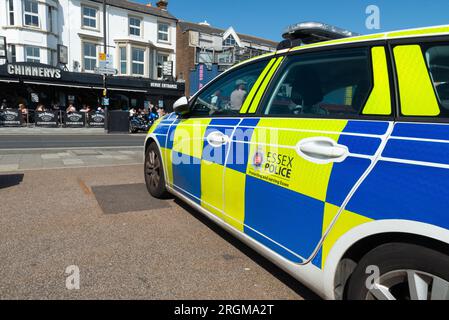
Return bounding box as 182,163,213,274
0,127,111,135
0,147,144,172
0,164,318,299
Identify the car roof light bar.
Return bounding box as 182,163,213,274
277,21,360,50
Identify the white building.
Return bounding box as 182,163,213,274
0,0,184,112
0,0,177,79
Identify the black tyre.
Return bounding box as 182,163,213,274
346,243,449,300
144,142,169,198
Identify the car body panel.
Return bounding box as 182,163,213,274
144,25,449,299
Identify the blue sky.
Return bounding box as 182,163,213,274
139,0,449,41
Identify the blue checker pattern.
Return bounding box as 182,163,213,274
326,156,371,206
172,151,202,205
347,160,449,230
392,122,449,140
244,176,325,261
338,135,381,156
383,139,449,165
343,120,389,135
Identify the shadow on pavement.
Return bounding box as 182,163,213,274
0,174,24,189
173,197,322,300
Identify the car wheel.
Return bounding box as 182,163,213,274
144,142,169,198
346,243,449,300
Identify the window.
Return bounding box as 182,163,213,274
8,0,14,25
158,23,169,42
119,47,127,74
217,49,234,65
223,35,236,47
425,45,449,115
189,59,269,117
156,53,168,79
83,42,97,71
24,0,39,27
132,47,144,75
10,45,16,62
82,6,97,29
48,6,53,33
262,48,372,117
129,17,141,36
25,46,40,63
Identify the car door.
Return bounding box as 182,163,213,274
226,46,394,267
341,40,449,261
165,57,273,218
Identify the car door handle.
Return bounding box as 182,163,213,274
206,131,230,147
296,137,349,164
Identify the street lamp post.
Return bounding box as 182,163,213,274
103,0,108,131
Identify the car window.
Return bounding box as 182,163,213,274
425,45,449,115
189,59,269,117
262,48,372,117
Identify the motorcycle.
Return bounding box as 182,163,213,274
129,114,150,133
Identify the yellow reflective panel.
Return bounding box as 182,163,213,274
388,25,449,38
160,147,173,185
248,57,285,113
321,204,372,268
246,118,347,202
394,45,440,116
172,118,211,159
223,167,246,232
201,160,225,219
362,46,392,115
240,58,277,114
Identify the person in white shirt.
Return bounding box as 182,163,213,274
230,80,247,111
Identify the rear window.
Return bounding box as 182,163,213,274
425,45,449,113
261,48,372,117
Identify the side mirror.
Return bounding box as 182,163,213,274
173,96,189,115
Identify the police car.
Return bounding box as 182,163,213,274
144,22,449,300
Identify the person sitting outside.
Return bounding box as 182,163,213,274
156,106,166,118
66,104,76,113
129,107,136,118
36,104,45,112
0,99,8,110
80,105,91,113
230,80,247,111
18,104,28,124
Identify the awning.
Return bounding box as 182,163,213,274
22,80,104,90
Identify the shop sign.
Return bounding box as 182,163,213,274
7,64,62,79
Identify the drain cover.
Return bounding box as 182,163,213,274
92,183,170,214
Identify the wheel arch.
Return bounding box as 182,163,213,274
322,219,449,299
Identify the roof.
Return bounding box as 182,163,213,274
290,24,449,52
90,0,177,21
178,21,278,48
224,24,449,74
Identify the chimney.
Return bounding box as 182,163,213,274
156,0,168,10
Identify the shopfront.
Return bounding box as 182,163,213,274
0,62,184,114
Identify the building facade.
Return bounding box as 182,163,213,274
0,0,184,112
176,21,278,96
